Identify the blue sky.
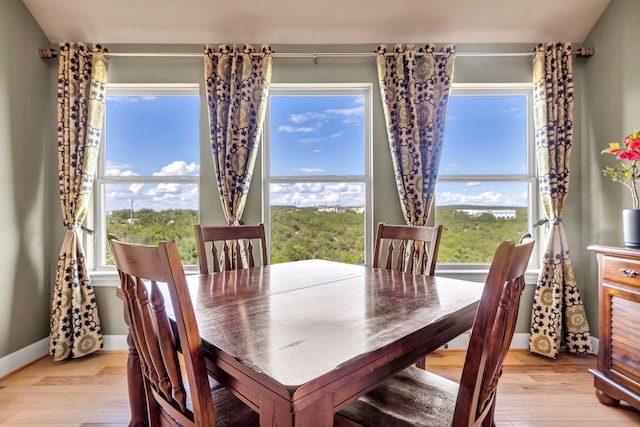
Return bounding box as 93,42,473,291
103,92,528,212
269,95,364,176
104,95,199,212
436,94,529,207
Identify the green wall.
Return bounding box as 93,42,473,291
580,0,640,337
3,0,636,357
0,0,53,358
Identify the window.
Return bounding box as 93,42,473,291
264,84,372,265
436,84,535,265
94,84,200,268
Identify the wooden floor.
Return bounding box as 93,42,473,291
0,350,639,426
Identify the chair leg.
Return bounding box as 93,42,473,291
416,357,426,370
481,400,497,427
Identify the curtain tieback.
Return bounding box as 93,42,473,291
65,225,95,234
534,218,562,227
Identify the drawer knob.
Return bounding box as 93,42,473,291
619,268,639,278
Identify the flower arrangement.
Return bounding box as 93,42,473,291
602,130,640,210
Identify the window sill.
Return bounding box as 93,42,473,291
436,267,540,285
90,266,540,287
90,265,202,287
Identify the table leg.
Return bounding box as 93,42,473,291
259,394,333,427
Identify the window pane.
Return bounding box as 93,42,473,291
270,183,365,264
100,88,200,268
440,95,527,176
269,95,365,176
105,95,199,176
103,183,199,265
435,182,529,263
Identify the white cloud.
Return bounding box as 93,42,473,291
442,162,463,172
298,168,324,174
105,161,137,177
278,125,295,132
278,124,315,133
295,127,315,133
269,182,365,207
153,160,199,176
300,138,320,144
326,106,364,117
467,182,481,187
330,132,343,138
289,112,326,124
437,190,527,207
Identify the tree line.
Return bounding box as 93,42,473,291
105,205,527,266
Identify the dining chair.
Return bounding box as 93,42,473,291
108,235,259,426
335,238,535,427
373,222,443,369
194,223,268,274
373,222,443,276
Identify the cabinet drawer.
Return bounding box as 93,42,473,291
602,255,640,288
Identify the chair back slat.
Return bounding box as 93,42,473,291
109,236,218,426
373,223,443,275
194,224,268,274
452,238,534,426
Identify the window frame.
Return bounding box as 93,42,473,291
435,83,540,273
91,83,201,272
262,83,373,265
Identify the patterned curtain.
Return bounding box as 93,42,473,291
203,44,272,224
49,43,108,361
376,44,455,226
528,42,593,358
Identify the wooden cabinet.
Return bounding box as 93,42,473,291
588,245,640,411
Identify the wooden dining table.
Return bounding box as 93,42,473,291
121,259,484,427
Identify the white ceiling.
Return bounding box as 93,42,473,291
22,0,611,45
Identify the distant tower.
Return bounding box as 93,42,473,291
128,198,135,224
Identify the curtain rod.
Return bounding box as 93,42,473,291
38,46,594,59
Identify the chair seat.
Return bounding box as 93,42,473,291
337,366,458,427
202,378,259,426
171,376,258,426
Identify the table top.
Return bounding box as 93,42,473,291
183,259,484,390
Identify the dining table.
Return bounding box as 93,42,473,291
120,258,484,427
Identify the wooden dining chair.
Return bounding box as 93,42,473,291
194,223,268,274
335,238,535,427
373,222,443,275
108,236,259,426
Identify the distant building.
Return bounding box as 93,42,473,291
316,205,365,213
457,209,516,219
317,205,346,213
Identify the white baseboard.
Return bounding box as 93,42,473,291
0,336,128,378
443,332,532,350
445,332,600,355
0,333,599,378
103,334,128,351
0,338,49,378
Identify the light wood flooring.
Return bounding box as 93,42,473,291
0,349,639,426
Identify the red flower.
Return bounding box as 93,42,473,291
602,130,640,210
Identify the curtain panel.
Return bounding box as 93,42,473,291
528,42,593,358
49,42,108,361
203,44,272,225
376,44,455,227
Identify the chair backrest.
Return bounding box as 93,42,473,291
452,238,535,426
372,223,443,275
194,223,268,274
108,235,217,426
